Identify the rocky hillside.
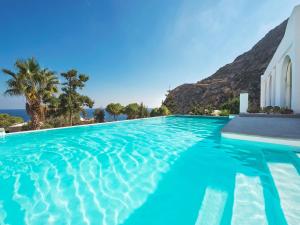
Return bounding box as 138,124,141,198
164,20,288,114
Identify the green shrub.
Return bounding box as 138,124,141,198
150,108,160,117
262,106,273,114
150,105,170,117
190,104,214,115
219,109,230,116
261,106,293,114
0,114,24,129
44,116,69,128
272,106,281,113
247,105,261,113
220,97,239,114
190,105,205,115
280,107,293,114
159,105,171,116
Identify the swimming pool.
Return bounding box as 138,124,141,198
0,116,299,225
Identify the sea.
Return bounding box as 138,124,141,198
0,109,127,122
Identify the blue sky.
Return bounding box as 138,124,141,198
0,0,299,109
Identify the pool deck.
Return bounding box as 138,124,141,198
222,114,300,147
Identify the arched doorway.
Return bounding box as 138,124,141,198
282,56,292,108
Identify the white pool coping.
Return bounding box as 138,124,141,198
222,132,300,147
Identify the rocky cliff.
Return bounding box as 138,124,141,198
164,20,288,114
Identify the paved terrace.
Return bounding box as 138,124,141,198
222,114,300,146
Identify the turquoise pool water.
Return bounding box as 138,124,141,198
0,116,299,225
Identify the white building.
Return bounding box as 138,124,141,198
261,5,300,113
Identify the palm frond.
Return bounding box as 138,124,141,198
4,88,22,96
2,69,17,79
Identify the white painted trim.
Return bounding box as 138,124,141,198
221,132,300,147
5,115,229,136
0,128,5,137
174,115,229,119
5,116,172,136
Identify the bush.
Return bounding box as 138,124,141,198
280,107,293,114
190,104,214,115
159,105,171,116
190,105,205,115
220,97,239,114
150,105,170,117
247,105,261,113
219,109,230,116
261,106,293,114
272,106,281,113
150,108,160,117
262,106,273,114
94,108,105,122
0,114,24,129
247,103,262,113
44,116,69,128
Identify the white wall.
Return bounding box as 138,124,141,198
240,93,248,113
261,5,300,113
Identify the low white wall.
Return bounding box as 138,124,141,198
240,93,249,113
0,128,5,137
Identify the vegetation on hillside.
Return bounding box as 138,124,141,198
0,114,23,129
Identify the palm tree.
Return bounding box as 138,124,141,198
2,58,58,129
38,69,59,121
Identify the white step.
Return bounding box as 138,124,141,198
268,163,300,225
195,187,228,225
232,173,268,225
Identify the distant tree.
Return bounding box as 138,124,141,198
0,114,24,129
159,105,171,116
106,103,124,120
59,69,94,125
138,102,149,118
124,103,139,119
150,108,160,117
2,58,58,129
94,108,105,123
150,105,170,117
